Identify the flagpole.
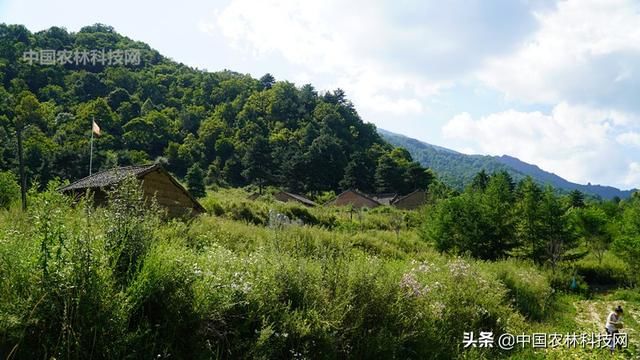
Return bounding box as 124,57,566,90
89,117,94,176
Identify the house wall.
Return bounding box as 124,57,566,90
394,191,426,210
332,191,379,208
141,170,202,217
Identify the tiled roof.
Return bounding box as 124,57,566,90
280,191,317,206
60,164,159,192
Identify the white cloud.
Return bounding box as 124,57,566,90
479,0,640,112
207,0,640,189
624,163,640,188
617,132,640,147
442,103,640,189
207,0,542,117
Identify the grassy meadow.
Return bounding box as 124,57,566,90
0,180,638,359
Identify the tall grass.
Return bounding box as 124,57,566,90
0,184,565,359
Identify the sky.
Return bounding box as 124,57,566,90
1,0,639,189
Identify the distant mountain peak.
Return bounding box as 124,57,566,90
379,129,636,199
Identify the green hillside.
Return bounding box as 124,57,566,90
0,24,430,196
380,129,636,199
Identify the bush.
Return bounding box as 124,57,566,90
548,270,589,294
484,259,552,320
104,176,161,285
403,257,525,358
124,241,199,357
575,252,631,287
0,170,20,209
1,183,122,359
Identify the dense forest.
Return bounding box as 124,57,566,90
1,23,640,359
0,23,432,196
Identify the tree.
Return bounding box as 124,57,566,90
222,155,245,187
259,73,275,90
470,170,490,192
242,135,272,193
569,190,586,208
374,154,403,193
538,187,577,271
185,163,206,198
13,91,44,210
306,134,346,191
612,198,640,284
405,164,434,193
482,172,517,254
515,177,545,260
340,151,374,192
573,206,611,264
424,190,514,260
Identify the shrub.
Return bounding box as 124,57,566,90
123,240,199,357
0,170,20,209
227,201,268,225
1,183,121,359
484,259,552,320
548,270,589,294
612,235,640,286
404,257,525,358
575,252,631,287
104,176,161,285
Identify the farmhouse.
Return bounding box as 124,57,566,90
327,189,381,208
60,163,205,217
392,190,426,210
274,191,317,207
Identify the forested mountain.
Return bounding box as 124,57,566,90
380,129,636,199
0,24,431,196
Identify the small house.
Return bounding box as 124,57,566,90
392,190,426,210
274,191,317,207
326,189,381,208
60,164,205,217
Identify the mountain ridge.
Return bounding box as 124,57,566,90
379,129,636,199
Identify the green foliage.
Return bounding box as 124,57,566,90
381,129,634,200
123,240,199,357
574,252,631,287
611,196,640,285
572,206,612,264
0,24,429,196
104,176,160,285
423,172,518,260
0,170,20,209
483,259,552,320
2,183,638,359
612,236,640,285
185,163,206,198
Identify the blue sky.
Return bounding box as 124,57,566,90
1,0,639,189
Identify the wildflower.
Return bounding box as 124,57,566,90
448,258,471,277
400,272,423,297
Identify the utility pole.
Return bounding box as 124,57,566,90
16,127,26,211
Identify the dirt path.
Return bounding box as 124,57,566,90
574,299,639,356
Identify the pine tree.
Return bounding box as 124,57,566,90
374,154,403,193
186,163,206,198
242,135,272,193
